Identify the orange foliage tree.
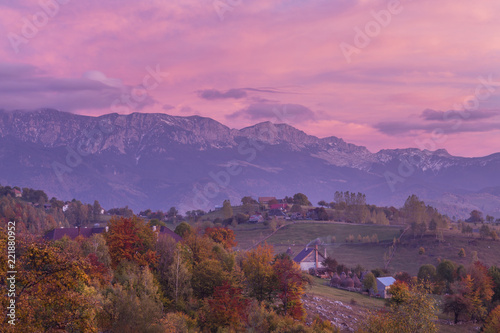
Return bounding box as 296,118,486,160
272,254,308,320
205,226,237,249
483,305,500,333
105,216,157,267
201,280,250,331
241,243,275,303
1,238,98,332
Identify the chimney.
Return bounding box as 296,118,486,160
315,244,319,270
324,248,327,259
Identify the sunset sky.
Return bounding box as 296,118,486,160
1,0,500,157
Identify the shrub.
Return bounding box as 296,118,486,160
458,248,466,258
418,247,425,255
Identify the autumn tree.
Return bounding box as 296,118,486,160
174,221,192,238
480,224,492,239
165,246,192,310
272,255,308,320
363,283,437,333
363,272,377,293
402,194,426,226
222,199,233,219
1,240,98,332
181,231,236,299
436,259,456,288
488,265,500,304
205,226,237,249
105,216,157,268
200,281,250,331
101,263,164,333
242,243,275,303
469,261,494,318
241,196,258,205
461,223,473,236
318,200,328,207
93,200,102,222
442,275,477,323
482,305,500,333
468,209,484,223
293,193,311,206
191,258,228,299
322,257,338,274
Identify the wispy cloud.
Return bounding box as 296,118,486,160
227,103,316,124
374,120,500,135
197,88,247,100
420,109,499,121
1,0,500,156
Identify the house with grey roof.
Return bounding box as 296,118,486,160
44,226,107,241
371,276,396,298
156,226,182,242
293,245,326,271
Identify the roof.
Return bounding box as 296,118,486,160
159,226,182,242
293,247,326,263
259,197,276,203
377,277,396,287
268,209,286,216
294,248,314,262
44,227,106,241
270,204,288,210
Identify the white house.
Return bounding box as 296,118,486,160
372,276,396,298
293,245,326,271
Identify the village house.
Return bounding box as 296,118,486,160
293,245,326,271
372,276,396,298
45,225,182,243
155,225,182,242
269,203,288,211
258,197,276,205
249,213,264,223
268,209,287,219
44,226,108,241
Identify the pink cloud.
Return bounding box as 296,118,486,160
1,0,500,156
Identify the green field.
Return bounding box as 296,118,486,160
388,228,500,275
232,221,500,277
308,277,384,310
233,222,402,270
309,277,478,332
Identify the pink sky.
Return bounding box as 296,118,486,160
1,0,500,157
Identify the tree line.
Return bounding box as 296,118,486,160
0,216,339,332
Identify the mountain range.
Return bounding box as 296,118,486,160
1,108,499,219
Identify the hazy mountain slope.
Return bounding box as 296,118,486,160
1,109,499,218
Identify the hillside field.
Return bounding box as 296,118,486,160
232,221,500,275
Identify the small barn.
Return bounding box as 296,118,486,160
293,245,326,271
373,276,396,298
157,226,182,243
258,197,276,205
44,226,107,241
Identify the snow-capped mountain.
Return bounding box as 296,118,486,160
1,109,499,218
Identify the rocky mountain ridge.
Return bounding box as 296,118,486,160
0,109,499,218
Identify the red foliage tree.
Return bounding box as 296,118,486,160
105,216,157,267
272,256,308,320
202,280,250,330
205,226,237,249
